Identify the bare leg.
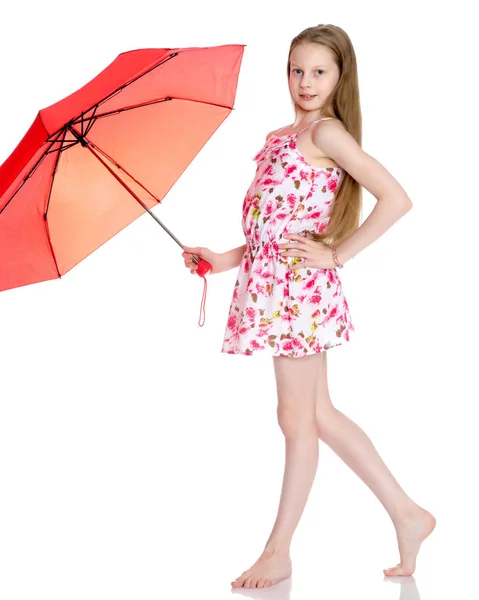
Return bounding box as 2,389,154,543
314,351,436,576
231,352,323,589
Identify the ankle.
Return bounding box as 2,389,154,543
392,500,422,525
263,543,291,557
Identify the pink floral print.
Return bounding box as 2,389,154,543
221,119,355,357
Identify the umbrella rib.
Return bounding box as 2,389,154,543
0,94,233,219
46,48,236,140
45,51,180,142
82,96,233,122
80,135,185,250
43,131,65,278
92,51,178,113
80,133,161,204
0,129,65,217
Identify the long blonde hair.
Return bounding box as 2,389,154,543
287,24,363,249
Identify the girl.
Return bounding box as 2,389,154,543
182,24,436,588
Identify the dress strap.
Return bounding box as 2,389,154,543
296,117,339,136
274,124,289,135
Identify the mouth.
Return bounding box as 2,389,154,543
300,94,316,100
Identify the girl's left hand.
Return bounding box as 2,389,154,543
278,233,337,270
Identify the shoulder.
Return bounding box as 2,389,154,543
312,119,413,204
311,118,355,158
265,126,286,142
265,130,278,142
311,117,347,138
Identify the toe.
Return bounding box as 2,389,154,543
384,564,399,576
257,579,265,587
384,563,413,577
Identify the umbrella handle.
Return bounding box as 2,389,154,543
195,258,212,277
191,254,212,276
191,257,212,327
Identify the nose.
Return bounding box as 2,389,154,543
300,76,313,89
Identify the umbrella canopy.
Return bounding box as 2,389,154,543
0,44,245,298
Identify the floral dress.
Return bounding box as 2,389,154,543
221,118,355,357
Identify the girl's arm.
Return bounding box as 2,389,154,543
219,243,247,271
312,120,413,265
337,196,412,264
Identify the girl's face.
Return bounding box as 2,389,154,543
288,42,340,113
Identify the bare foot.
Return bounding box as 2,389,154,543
384,505,436,576
231,548,292,588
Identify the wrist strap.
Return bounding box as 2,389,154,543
198,276,207,326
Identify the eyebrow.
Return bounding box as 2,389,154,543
291,63,327,68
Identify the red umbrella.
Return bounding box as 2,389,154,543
0,44,245,326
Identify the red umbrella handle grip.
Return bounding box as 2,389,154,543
195,259,212,327
196,259,212,277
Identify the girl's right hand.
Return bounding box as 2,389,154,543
181,245,225,275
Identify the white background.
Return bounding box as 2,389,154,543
1,1,477,598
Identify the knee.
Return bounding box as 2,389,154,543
276,404,316,438
315,404,339,439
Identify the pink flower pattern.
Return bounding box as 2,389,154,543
221,123,355,357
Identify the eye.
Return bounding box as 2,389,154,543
292,69,324,75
